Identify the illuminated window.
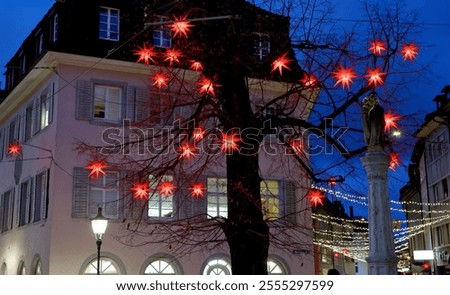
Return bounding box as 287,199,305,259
99,7,120,41
260,180,280,220
94,85,122,121
83,257,120,275
267,258,287,274
89,171,120,219
153,16,172,48
144,258,179,274
203,257,231,275
148,175,174,218
52,14,58,42
207,178,228,218
36,32,44,55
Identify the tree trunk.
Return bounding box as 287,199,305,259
219,50,269,274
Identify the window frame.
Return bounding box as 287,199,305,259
152,15,172,48
206,177,228,219
52,13,59,42
253,33,271,60
148,175,174,219
93,84,123,122
99,7,120,41
0,189,14,233
19,178,33,227
89,171,120,219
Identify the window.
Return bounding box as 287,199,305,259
19,53,26,75
40,86,52,129
34,170,49,222
19,179,32,226
83,257,120,275
52,14,59,42
94,85,122,121
0,190,14,232
202,257,231,275
36,32,44,55
7,118,18,155
89,171,120,219
148,175,174,218
267,258,287,274
17,261,26,275
24,104,33,141
33,84,54,135
143,257,180,275
207,177,228,218
254,34,271,60
99,7,120,41
260,180,280,220
153,16,172,48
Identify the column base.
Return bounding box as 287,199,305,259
366,256,398,275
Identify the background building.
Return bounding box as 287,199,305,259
400,85,450,275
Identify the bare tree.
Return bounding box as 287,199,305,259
77,0,420,274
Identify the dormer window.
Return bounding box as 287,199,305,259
19,52,26,75
152,15,172,48
99,7,120,41
36,31,44,55
51,14,59,42
253,33,271,60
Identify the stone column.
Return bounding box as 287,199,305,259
361,152,397,275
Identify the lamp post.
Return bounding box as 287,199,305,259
91,207,108,275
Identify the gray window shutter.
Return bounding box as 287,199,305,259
72,167,89,218
135,86,150,122
285,180,297,224
126,86,136,121
75,80,93,120
0,193,4,232
124,172,148,220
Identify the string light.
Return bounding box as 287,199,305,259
84,158,108,178
169,14,193,38
7,142,22,156
401,43,419,61
369,40,387,55
365,66,386,87
131,182,150,200
134,44,156,65
189,183,205,198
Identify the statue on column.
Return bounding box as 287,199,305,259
361,93,385,152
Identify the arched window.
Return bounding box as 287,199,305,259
267,256,289,274
144,259,178,274
17,261,26,275
83,257,120,275
202,257,232,275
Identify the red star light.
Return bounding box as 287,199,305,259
169,15,193,38
289,138,303,155
7,142,21,156
190,61,203,72
190,183,205,198
300,73,319,88
131,182,150,200
332,65,357,89
365,67,386,87
220,131,241,154
178,143,197,160
198,76,218,97
384,111,400,132
307,189,325,207
85,159,108,178
401,43,419,61
152,73,169,89
389,152,401,171
158,180,175,197
271,53,291,75
192,127,205,141
369,40,387,55
164,49,182,66
134,44,156,65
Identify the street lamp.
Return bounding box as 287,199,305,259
91,207,108,275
